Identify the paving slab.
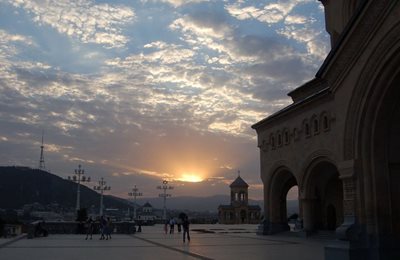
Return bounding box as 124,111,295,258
0,224,345,260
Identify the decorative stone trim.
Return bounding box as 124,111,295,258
260,111,333,151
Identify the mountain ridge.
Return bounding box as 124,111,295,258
0,166,298,214
0,166,129,211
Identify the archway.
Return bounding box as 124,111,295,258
240,210,247,224
369,72,400,239
352,68,400,258
387,93,400,237
286,185,300,232
339,21,400,257
326,204,337,231
268,168,298,233
302,160,343,233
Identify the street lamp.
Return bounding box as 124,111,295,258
157,180,173,221
67,164,90,212
93,177,111,216
128,185,142,220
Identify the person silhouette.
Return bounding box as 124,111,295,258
182,216,190,243
85,216,94,240
99,216,106,240
106,217,112,240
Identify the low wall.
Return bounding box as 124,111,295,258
28,221,136,238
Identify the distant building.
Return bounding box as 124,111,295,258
4,224,22,237
218,176,261,224
137,202,156,223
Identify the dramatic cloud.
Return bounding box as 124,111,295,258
226,0,313,24
7,0,135,48
225,1,329,62
142,0,209,8
0,0,329,199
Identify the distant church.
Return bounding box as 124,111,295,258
218,174,261,224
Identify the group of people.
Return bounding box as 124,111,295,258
164,215,190,243
85,214,190,243
85,216,113,240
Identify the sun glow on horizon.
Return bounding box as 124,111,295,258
177,174,204,183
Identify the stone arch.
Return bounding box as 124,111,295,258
342,0,362,27
351,52,400,255
299,151,338,193
344,21,400,159
300,156,343,233
266,165,298,234
343,23,400,252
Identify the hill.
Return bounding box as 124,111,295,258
0,166,129,211
136,196,298,214
0,166,299,215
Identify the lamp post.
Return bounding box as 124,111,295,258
93,177,111,216
128,185,142,220
157,180,173,221
68,164,90,213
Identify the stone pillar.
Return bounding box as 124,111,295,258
336,160,360,241
257,180,271,235
325,160,366,260
301,198,316,234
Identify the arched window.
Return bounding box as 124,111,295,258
323,115,330,131
313,119,319,134
320,112,330,131
305,122,310,137
270,134,275,149
310,114,319,135
278,132,282,146
323,116,329,129
284,129,289,145
293,128,299,141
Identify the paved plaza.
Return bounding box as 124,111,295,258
0,224,345,260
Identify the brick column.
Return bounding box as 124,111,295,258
337,160,360,241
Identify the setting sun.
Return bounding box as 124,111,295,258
177,174,204,183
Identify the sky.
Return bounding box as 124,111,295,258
0,0,330,200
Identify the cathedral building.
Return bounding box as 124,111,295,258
218,175,261,224
252,0,400,259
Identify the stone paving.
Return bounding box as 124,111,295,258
0,224,346,260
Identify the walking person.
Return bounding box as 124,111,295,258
177,217,182,233
169,218,175,234
106,217,112,240
85,216,94,240
137,221,142,233
164,219,169,234
99,216,106,240
182,216,190,243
